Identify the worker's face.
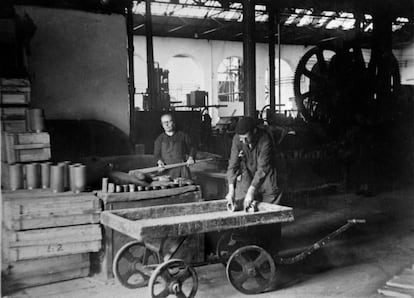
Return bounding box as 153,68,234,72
161,115,175,133
238,131,253,145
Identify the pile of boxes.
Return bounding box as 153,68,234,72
1,78,51,190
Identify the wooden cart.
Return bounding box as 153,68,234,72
100,199,364,297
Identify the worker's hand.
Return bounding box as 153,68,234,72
157,160,165,172
186,156,195,166
243,186,256,210
225,185,235,206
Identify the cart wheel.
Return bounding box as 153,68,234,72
226,245,276,295
216,231,248,265
149,259,198,298
113,241,160,289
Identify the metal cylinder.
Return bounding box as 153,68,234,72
40,162,51,189
9,163,23,191
25,163,40,190
50,164,64,193
73,164,86,193
58,161,70,191
69,164,81,192
108,183,115,193
102,177,109,192
27,108,45,132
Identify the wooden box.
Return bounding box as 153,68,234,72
1,119,27,132
1,132,51,163
2,253,90,294
3,224,102,262
0,107,27,120
0,78,30,105
2,190,102,230
94,185,204,280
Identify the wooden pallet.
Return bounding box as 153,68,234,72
378,267,414,298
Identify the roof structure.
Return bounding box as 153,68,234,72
11,0,414,47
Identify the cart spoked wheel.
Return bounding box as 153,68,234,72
113,241,160,289
216,231,248,265
226,245,276,294
149,259,198,298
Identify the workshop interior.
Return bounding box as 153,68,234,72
0,0,413,297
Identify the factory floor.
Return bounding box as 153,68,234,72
7,187,414,298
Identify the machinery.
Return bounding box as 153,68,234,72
293,40,401,137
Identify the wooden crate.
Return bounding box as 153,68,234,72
0,78,30,105
2,190,102,230
0,107,27,120
1,119,27,132
2,253,90,294
1,132,50,163
4,224,102,262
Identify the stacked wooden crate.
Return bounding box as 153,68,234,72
0,78,51,190
0,78,30,133
1,190,102,294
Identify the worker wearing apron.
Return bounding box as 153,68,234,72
226,116,282,253
154,113,196,179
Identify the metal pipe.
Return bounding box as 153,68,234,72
145,0,156,111
277,11,282,113
126,1,136,142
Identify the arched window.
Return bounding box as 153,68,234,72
133,54,147,109
264,59,296,114
165,55,204,105
217,56,243,102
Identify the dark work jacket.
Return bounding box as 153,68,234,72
154,131,196,179
226,129,279,203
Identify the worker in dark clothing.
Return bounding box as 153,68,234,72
154,113,196,179
225,116,282,253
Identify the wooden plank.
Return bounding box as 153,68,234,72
111,199,285,220
8,240,101,261
387,269,414,290
95,185,198,203
4,198,101,218
100,200,294,240
378,285,414,298
18,276,94,297
2,189,97,200
8,224,101,246
112,199,227,220
3,267,89,294
1,120,27,133
2,132,51,163
6,213,101,230
4,253,89,277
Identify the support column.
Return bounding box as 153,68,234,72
242,0,256,118
126,2,135,141
145,0,156,111
268,4,275,115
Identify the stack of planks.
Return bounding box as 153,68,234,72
0,78,31,133
1,190,102,294
378,266,414,298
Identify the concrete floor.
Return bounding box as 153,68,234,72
7,188,414,298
